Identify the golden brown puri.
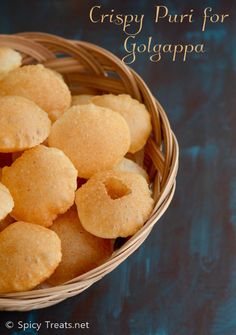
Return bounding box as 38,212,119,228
48,104,131,178
75,170,154,238
114,158,149,182
47,208,113,285
0,47,22,80
92,94,152,153
47,68,64,81
71,94,94,106
0,222,61,293
0,64,71,121
1,145,78,227
0,183,14,221
0,96,51,153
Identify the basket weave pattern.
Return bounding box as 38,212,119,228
0,32,178,311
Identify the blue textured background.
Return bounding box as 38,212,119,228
0,0,235,334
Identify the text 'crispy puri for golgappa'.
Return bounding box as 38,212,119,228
0,47,22,80
75,170,154,238
47,208,113,285
92,94,152,153
0,222,61,293
0,182,14,221
0,64,71,121
0,96,51,152
1,145,77,227
48,104,131,178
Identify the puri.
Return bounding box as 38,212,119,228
202,7,229,31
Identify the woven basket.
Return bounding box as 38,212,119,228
0,32,178,311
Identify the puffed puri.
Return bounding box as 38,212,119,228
0,182,14,221
0,64,71,121
47,208,113,286
0,47,22,80
71,94,94,106
0,96,51,152
114,157,149,182
48,104,131,178
1,145,78,227
92,94,152,153
75,170,154,239
0,222,62,293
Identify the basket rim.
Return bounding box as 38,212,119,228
0,32,179,309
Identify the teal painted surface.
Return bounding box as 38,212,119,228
0,0,235,334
